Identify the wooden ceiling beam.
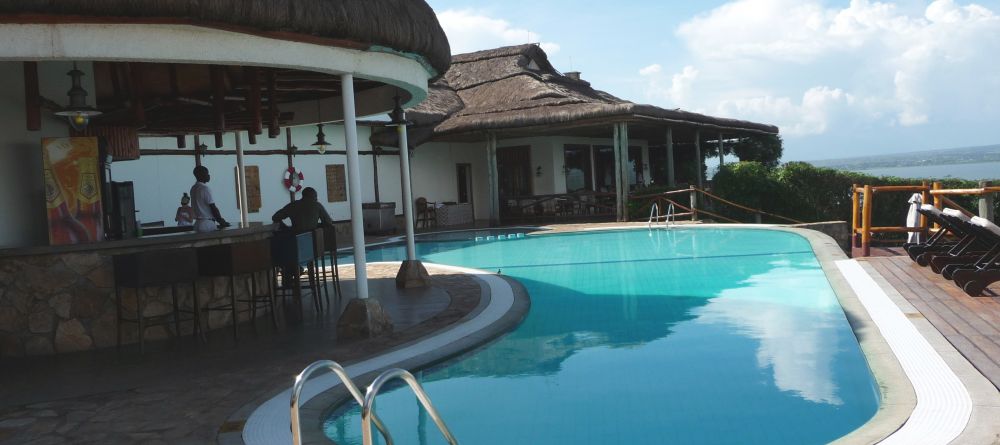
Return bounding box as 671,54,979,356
23,62,40,131
266,70,279,138
127,63,146,126
245,66,263,136
210,65,227,147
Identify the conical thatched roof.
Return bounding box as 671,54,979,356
372,44,778,147
0,0,451,75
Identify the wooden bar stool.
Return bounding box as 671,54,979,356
306,228,331,312
271,231,322,321
322,226,344,302
197,239,276,343
113,248,200,354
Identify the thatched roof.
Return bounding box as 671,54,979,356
0,0,451,75
372,44,778,147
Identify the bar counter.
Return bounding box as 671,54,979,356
0,225,277,357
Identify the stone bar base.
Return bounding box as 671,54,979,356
336,298,393,340
395,260,431,289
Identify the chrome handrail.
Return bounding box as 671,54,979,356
291,360,394,445
362,368,458,445
648,202,659,229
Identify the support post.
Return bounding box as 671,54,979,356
666,127,675,187
235,133,249,227
23,62,40,131
620,123,630,221
613,124,623,222
694,129,703,189
979,181,995,221
395,114,429,288
932,182,942,230
486,133,500,226
689,185,698,222
286,129,295,203
718,132,725,170
861,185,873,257
921,181,930,238
851,184,859,247
194,135,203,167
336,74,393,339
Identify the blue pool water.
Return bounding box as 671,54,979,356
325,228,879,444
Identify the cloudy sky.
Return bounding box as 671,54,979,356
425,0,1000,161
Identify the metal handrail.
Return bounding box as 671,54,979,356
291,360,394,445
648,202,659,228
362,368,458,445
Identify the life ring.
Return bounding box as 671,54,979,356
283,167,304,193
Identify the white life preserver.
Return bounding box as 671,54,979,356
283,167,304,193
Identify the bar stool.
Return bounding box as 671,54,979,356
306,228,331,312
197,239,276,343
271,230,322,321
322,225,344,301
113,248,200,354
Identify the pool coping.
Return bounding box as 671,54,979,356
238,263,530,445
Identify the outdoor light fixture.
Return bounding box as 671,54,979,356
312,100,329,154
196,142,208,153
54,62,102,130
388,95,407,126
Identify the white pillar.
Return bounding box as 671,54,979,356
620,123,630,221
486,133,500,226
613,124,622,221
694,129,703,189
666,127,676,187
718,132,725,170
397,117,417,261
341,74,369,299
235,133,249,227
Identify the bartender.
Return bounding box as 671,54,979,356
190,166,229,233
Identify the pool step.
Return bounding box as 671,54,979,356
475,233,526,242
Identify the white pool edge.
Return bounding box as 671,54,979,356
241,262,516,445
835,259,973,445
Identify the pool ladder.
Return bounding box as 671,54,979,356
648,202,676,228
291,360,459,445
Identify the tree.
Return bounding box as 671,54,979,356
732,134,783,169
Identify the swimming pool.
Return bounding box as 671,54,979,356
325,228,879,444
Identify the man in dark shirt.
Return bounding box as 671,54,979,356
271,187,333,233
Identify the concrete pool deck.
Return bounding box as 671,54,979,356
1,223,998,444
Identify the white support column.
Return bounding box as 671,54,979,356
620,123,630,221
486,133,500,226
613,124,622,221
341,74,369,300
694,129,703,189
718,132,725,170
666,127,676,187
397,120,417,261
235,132,249,227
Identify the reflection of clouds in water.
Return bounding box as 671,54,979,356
696,259,844,405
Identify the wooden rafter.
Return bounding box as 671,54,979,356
23,62,40,131
210,65,227,147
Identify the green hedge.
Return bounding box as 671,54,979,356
706,162,997,233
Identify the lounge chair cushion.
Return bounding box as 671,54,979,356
919,204,943,216
943,208,973,222
971,216,1000,238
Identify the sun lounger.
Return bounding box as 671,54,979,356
905,204,970,265
926,209,993,274
950,216,1000,296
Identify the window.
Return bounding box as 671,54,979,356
563,144,592,192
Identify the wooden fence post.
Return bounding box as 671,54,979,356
932,182,942,230
921,181,930,238
980,181,995,221
689,186,698,221
862,185,873,257
851,184,860,248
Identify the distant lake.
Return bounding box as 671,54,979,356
851,161,1000,181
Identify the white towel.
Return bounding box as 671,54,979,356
906,193,922,244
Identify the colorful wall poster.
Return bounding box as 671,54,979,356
42,137,104,245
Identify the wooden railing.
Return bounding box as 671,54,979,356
851,181,999,256
631,186,805,225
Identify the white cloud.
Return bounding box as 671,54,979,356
436,9,561,55
650,0,1000,138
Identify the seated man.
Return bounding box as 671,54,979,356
271,187,334,233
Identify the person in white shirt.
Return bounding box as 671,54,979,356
190,166,229,233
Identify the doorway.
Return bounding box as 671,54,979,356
496,146,532,199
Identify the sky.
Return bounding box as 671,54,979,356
424,0,1000,161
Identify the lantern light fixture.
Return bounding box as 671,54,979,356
54,62,102,131
312,100,329,154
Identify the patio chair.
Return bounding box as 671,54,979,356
950,216,1000,296
415,197,437,229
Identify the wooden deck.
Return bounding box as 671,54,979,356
860,254,1000,391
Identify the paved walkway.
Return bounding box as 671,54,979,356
0,264,484,445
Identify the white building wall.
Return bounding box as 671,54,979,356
0,61,94,248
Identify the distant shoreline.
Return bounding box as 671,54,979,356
840,160,1000,181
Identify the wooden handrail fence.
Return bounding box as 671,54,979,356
632,186,805,225
852,181,998,256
